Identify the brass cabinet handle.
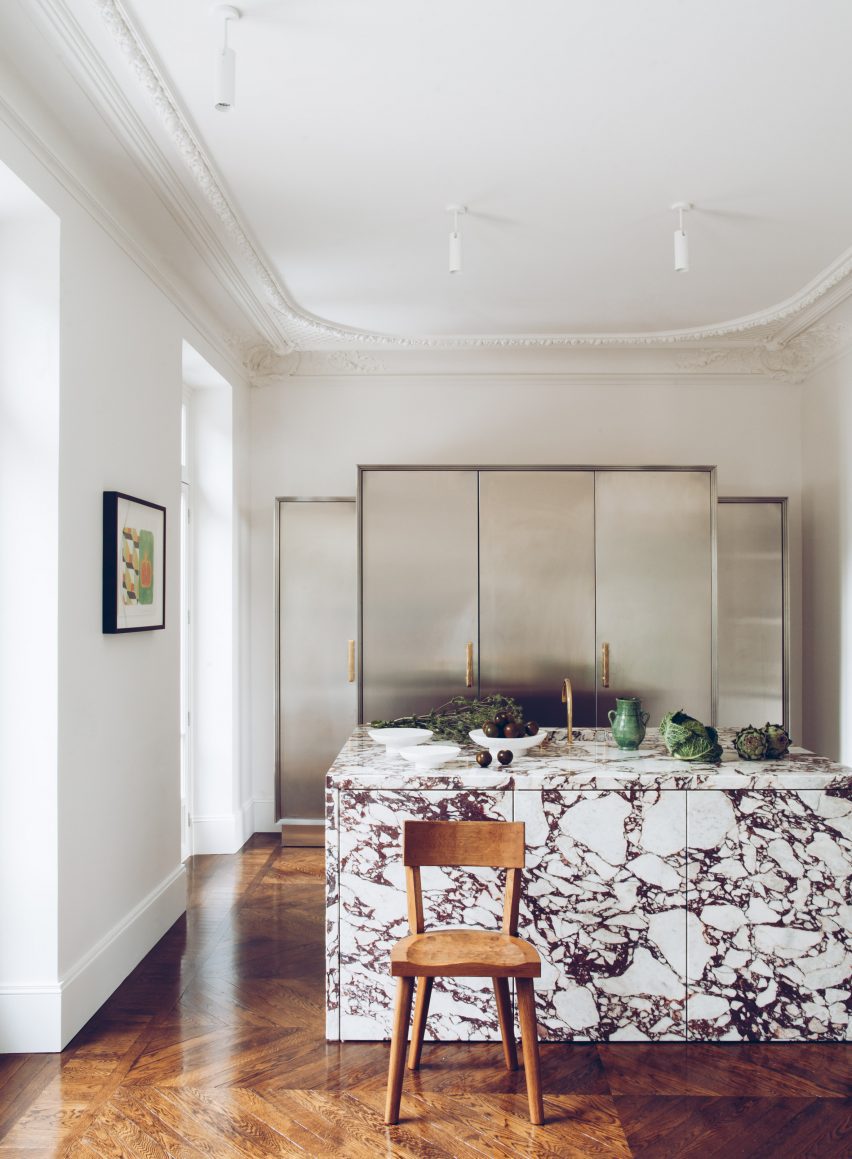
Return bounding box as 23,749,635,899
347,639,356,683
601,642,610,688
465,641,474,688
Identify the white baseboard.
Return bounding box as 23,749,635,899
0,984,63,1053
193,800,289,842
192,810,248,854
239,797,254,846
252,796,281,834
0,864,186,1053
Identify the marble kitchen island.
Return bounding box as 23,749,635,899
326,728,851,1044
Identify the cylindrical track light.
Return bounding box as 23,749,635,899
212,5,241,112
671,201,693,273
446,204,467,274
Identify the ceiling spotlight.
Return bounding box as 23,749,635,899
672,201,693,273
212,4,241,112
447,204,467,274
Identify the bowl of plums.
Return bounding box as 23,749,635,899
469,711,549,766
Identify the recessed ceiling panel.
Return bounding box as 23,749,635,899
122,0,852,338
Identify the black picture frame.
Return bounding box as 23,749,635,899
102,491,166,633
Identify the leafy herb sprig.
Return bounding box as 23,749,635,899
371,694,525,746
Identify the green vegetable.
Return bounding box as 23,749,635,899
733,725,768,761
762,723,791,759
371,694,525,746
659,709,723,763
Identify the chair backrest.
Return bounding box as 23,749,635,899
402,820,526,937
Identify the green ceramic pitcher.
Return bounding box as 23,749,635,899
608,697,650,750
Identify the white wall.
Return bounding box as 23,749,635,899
802,351,852,763
250,376,804,818
0,107,250,1047
0,165,60,1049
187,351,254,854
55,213,187,1045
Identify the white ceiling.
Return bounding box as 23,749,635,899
4,0,852,366
113,0,852,343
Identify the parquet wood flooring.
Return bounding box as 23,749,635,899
0,834,849,1158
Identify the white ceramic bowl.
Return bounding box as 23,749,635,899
398,744,461,769
367,727,433,750
469,728,549,759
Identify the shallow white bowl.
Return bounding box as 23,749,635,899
398,744,461,769
367,727,432,750
469,728,549,758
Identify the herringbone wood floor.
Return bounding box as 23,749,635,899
1,835,849,1157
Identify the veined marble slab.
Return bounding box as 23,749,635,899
326,727,851,1042
516,788,688,1042
686,788,852,1042
325,786,340,1039
338,788,512,1041
327,727,840,793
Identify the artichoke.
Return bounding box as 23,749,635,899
659,710,723,762
733,725,768,761
763,723,791,759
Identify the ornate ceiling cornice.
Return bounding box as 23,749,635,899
88,0,852,362
674,322,852,382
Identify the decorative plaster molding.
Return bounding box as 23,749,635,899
224,334,300,380
675,323,852,383
321,351,387,375
0,84,255,387
88,1,852,356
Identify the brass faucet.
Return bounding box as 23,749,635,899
561,678,573,746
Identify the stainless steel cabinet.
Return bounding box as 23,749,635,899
360,470,479,722
359,467,716,729
479,470,596,724
277,499,357,825
595,471,714,727
717,499,787,729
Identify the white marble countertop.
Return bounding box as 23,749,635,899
327,726,851,792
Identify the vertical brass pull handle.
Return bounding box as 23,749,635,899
347,639,355,683
561,678,573,747
465,641,474,688
601,642,610,688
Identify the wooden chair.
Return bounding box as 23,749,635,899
384,820,543,1126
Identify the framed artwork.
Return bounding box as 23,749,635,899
103,491,166,633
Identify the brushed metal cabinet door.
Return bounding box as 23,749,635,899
279,501,357,821
595,471,713,728
479,470,596,726
361,470,478,722
717,501,785,728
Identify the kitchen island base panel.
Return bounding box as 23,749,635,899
327,728,852,1044
516,788,688,1043
325,786,340,1040
337,787,512,1041
686,789,852,1042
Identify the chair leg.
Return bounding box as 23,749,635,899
407,976,433,1071
384,976,415,1125
516,977,544,1125
493,977,518,1071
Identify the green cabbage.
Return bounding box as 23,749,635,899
659,710,723,763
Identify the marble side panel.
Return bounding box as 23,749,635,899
338,789,512,1041
686,788,852,1041
516,788,687,1042
325,787,340,1040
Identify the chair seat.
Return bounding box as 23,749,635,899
390,928,541,978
